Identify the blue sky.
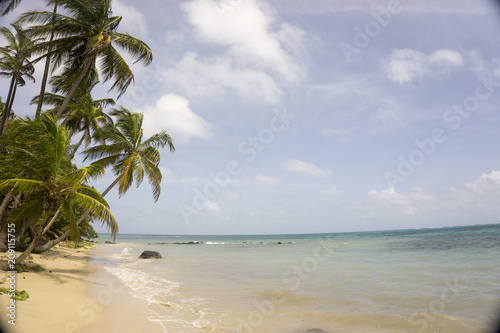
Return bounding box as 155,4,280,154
2,0,500,235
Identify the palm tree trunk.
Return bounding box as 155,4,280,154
1,79,17,135
0,190,13,224
69,132,87,159
36,3,58,119
55,60,92,119
16,205,55,264
0,76,16,137
41,206,62,236
0,191,13,252
102,175,122,197
34,175,121,252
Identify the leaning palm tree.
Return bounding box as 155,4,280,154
41,107,174,247
83,106,175,201
18,0,153,118
0,113,117,263
0,23,38,136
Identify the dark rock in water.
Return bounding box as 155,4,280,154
104,241,115,244
139,250,162,259
173,241,203,245
277,242,282,244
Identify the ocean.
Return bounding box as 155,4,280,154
89,224,500,333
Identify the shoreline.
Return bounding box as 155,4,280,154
0,243,164,333
81,243,164,333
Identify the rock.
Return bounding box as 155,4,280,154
139,251,162,259
104,241,115,244
172,241,203,245
277,242,282,244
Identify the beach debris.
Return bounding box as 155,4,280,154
139,250,162,259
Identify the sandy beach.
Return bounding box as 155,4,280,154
0,244,163,333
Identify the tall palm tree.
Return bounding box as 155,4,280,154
0,23,38,136
83,106,175,201
19,0,153,118
35,1,60,119
0,113,117,263
0,0,65,118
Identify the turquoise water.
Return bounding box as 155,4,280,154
91,224,500,332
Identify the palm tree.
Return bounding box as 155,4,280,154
32,77,115,158
35,1,60,119
0,23,38,136
83,106,175,201
19,0,153,118
39,107,174,248
0,0,22,16
0,0,64,118
0,113,117,263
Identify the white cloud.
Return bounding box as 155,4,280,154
321,186,344,197
203,201,222,212
408,187,435,202
162,0,307,104
384,49,464,84
159,166,176,179
163,52,282,104
365,171,500,220
255,174,281,187
181,0,305,83
142,93,215,143
283,159,331,178
113,0,148,38
368,187,410,206
368,187,436,209
469,50,500,81
465,170,500,193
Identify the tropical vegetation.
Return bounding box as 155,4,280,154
0,0,175,264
